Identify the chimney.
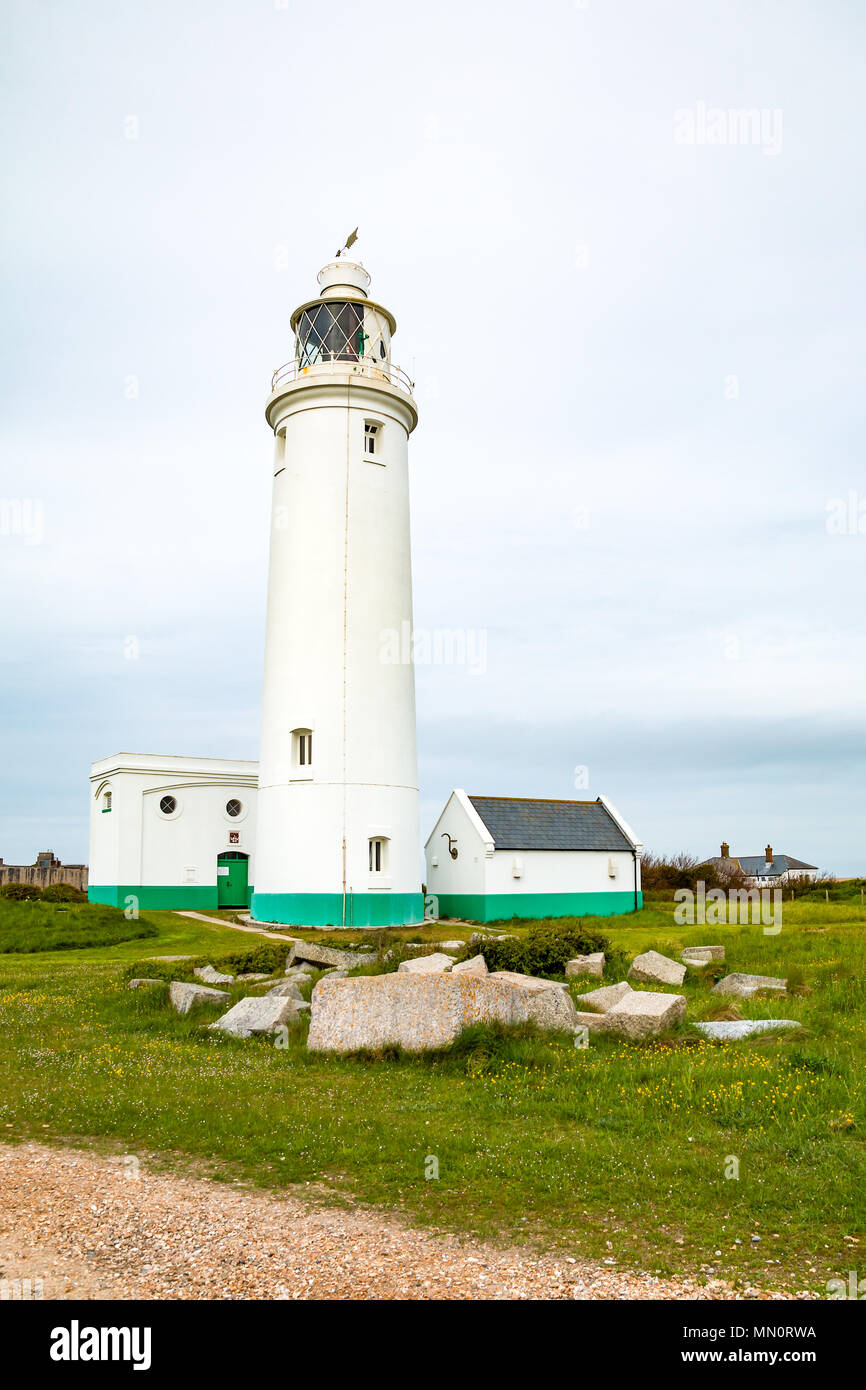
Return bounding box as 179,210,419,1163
720,841,730,859
765,844,773,865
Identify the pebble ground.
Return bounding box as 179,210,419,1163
0,1143,812,1301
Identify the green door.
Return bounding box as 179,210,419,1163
217,852,249,907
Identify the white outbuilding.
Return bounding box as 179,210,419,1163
424,791,643,922
88,753,258,912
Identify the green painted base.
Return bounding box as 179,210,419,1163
88,885,253,910
250,891,425,928
433,890,642,923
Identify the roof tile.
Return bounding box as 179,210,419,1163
468,796,632,852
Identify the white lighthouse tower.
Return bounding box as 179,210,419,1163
250,249,423,928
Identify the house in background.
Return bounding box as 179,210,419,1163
710,841,819,887
424,792,643,922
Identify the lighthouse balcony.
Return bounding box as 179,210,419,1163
270,357,414,398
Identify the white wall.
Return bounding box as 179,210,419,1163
484,848,638,896
89,754,258,890
256,362,421,902
424,790,488,902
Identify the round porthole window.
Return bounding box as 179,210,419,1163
226,798,242,818
159,795,177,816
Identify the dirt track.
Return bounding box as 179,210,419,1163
0,1143,809,1301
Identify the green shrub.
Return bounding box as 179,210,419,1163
0,882,42,901
40,882,88,903
472,919,610,977
794,877,866,903
639,851,747,897
126,940,293,984
208,942,291,975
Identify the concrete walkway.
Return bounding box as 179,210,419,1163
174,911,293,942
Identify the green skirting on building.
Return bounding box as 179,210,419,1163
88,884,253,910
432,890,642,922
250,891,425,928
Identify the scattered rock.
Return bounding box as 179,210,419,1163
397,953,455,975
487,972,576,1030
712,973,786,999
572,1010,610,1034
565,953,605,978
572,981,633,1013
320,968,349,980
148,955,192,962
692,1020,801,1041
194,965,235,985
266,981,305,1000
168,982,229,1015
235,973,271,982
308,974,573,1053
682,946,725,963
518,985,577,1032
627,950,686,987
293,943,374,970
490,971,568,993
128,978,164,990
209,996,299,1037
603,991,686,1040
450,954,488,977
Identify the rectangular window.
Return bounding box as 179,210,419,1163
364,421,379,456
369,838,383,873
298,732,312,766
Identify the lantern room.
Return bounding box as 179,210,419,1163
290,259,395,372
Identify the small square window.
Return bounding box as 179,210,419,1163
364,421,380,456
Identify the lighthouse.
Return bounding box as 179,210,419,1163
250,250,424,928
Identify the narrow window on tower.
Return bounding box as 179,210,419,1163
369,828,389,872
292,728,313,774
364,421,380,457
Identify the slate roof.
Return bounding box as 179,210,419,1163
468,797,633,852
735,854,817,878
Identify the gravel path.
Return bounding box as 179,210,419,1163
0,1143,811,1301
173,911,288,940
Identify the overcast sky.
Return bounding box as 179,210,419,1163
1,0,864,873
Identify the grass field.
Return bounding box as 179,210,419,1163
0,898,159,953
0,897,863,1295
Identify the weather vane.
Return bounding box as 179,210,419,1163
335,227,358,258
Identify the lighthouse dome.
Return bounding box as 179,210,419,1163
317,260,371,299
